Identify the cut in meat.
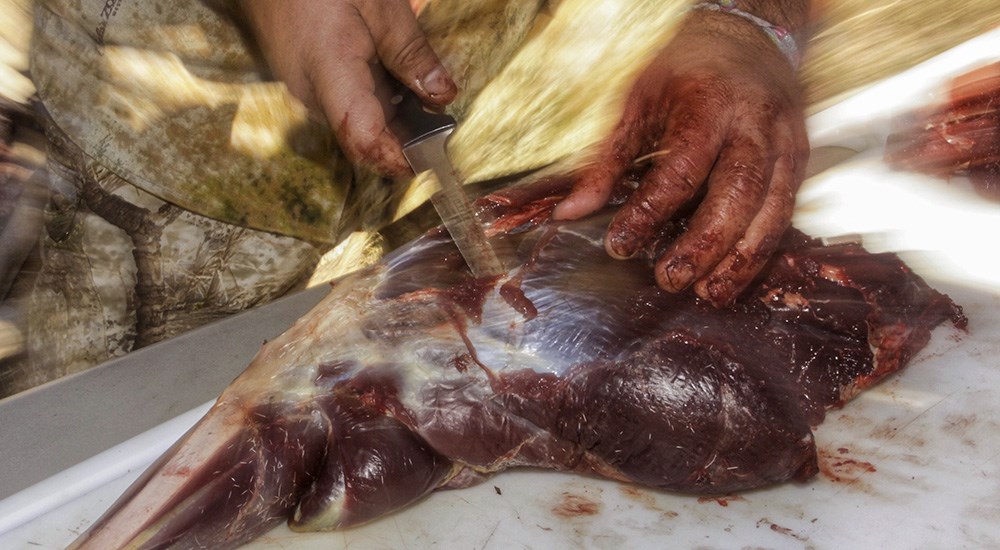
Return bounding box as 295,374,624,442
68,177,964,550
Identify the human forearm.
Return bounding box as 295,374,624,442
687,0,813,70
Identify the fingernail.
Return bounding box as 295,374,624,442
606,231,637,259
420,66,456,100
551,201,570,220
664,259,695,291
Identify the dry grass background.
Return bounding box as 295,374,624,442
803,0,1000,108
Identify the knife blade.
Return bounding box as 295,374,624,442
389,87,508,278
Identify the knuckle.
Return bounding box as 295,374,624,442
670,108,712,137
690,227,726,255
612,186,676,238
624,195,663,229
387,33,432,71
741,224,786,267
764,182,798,216
724,160,768,197
686,73,735,105
755,97,782,119
658,154,702,194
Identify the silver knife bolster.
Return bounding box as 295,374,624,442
400,127,454,175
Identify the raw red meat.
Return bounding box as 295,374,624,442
69,178,964,549
885,61,1000,199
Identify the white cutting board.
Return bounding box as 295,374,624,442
2,27,1000,550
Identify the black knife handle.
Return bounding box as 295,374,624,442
388,83,456,147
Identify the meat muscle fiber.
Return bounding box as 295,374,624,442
885,61,1000,199
68,178,964,549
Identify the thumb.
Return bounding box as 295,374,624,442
361,0,457,106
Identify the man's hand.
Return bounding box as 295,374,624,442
239,0,458,176
552,7,809,306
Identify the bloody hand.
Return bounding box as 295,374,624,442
238,0,458,176
553,9,809,306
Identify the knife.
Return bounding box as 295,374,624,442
389,87,508,278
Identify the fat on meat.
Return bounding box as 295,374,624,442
68,177,964,549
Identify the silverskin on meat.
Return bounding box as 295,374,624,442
69,177,964,549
